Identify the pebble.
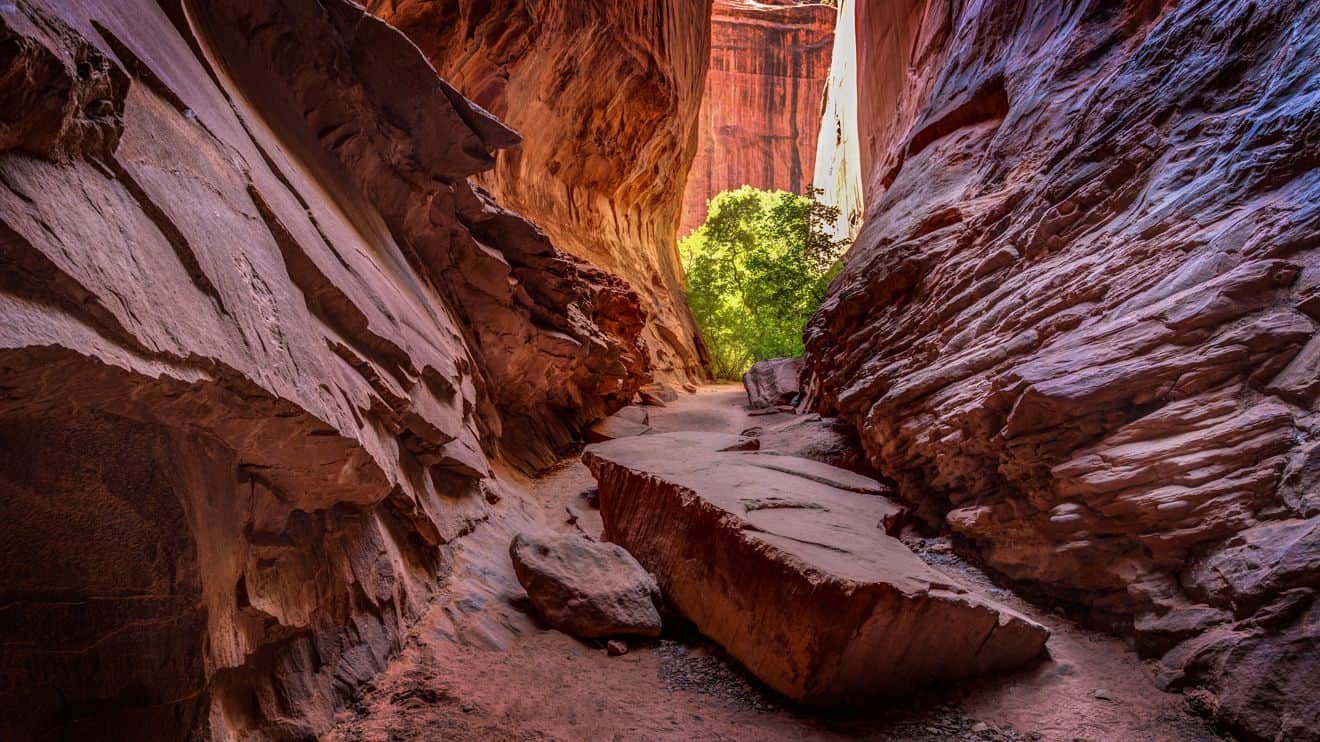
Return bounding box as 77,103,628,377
607,639,629,656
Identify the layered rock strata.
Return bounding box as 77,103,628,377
0,0,648,738
584,432,1049,703
679,0,836,235
369,0,711,383
804,1,1320,737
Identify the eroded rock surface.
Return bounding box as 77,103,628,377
583,432,1049,704
369,0,712,383
805,1,1320,737
0,0,648,738
680,0,836,235
510,532,663,639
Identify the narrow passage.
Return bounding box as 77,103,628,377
330,387,1219,741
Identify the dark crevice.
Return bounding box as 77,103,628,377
104,156,230,315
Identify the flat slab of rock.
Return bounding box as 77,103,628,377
586,406,650,442
743,357,803,408
510,533,662,639
583,432,1049,703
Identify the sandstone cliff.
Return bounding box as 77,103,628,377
368,0,711,384
0,0,649,738
679,0,835,236
805,1,1320,738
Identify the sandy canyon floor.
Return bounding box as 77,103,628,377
328,387,1226,742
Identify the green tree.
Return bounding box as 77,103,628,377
680,187,848,379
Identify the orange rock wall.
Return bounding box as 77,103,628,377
806,1,1320,737
370,0,713,383
679,0,836,236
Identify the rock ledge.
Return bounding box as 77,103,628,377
584,432,1049,703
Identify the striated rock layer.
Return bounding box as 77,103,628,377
679,0,836,235
805,1,1320,738
584,432,1049,703
0,0,650,738
369,0,712,383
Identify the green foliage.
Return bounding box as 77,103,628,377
680,186,848,380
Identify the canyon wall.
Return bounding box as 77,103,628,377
0,0,651,738
368,0,712,384
678,0,835,236
805,1,1320,738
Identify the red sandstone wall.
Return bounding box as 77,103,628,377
371,0,713,384
0,1,647,737
806,1,1320,737
679,0,836,236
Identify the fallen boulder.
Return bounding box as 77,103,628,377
583,432,1049,703
586,406,650,442
638,383,679,406
743,357,803,408
509,533,663,639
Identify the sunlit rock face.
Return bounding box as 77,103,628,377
812,0,862,241
678,0,836,236
369,0,712,384
804,1,1320,738
0,0,647,738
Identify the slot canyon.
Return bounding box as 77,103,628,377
0,1,1315,741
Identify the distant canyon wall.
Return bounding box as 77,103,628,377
369,0,712,384
679,0,835,236
806,1,1320,738
0,0,653,738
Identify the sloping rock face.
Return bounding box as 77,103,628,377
0,0,649,738
679,0,836,235
804,1,1320,737
369,0,711,384
584,432,1049,703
